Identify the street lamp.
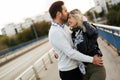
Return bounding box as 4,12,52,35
89,1,97,23
31,20,38,39
91,8,97,23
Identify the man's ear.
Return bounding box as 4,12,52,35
56,11,61,17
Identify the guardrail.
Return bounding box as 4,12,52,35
0,36,47,56
93,23,120,55
94,23,120,36
0,38,48,66
0,38,37,56
15,49,54,80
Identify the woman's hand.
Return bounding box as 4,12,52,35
83,16,88,22
53,50,59,59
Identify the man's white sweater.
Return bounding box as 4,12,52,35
49,22,93,71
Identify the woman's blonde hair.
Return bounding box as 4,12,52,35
70,9,86,32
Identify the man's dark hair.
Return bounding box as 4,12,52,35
49,1,64,19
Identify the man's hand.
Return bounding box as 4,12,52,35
93,55,103,66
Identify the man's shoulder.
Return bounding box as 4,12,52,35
50,25,62,33
49,26,63,36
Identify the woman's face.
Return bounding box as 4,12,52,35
68,14,78,28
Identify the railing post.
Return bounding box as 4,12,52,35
19,77,22,80
32,66,40,80
48,53,53,64
117,50,120,56
42,59,47,70
5,54,8,61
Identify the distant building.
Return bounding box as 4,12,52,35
1,19,33,36
43,11,52,21
1,28,6,36
94,0,108,13
22,19,33,29
93,0,120,14
1,11,52,36
35,11,52,22
15,23,23,33
106,0,120,5
1,23,17,36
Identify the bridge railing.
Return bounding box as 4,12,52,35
93,23,120,54
0,38,48,66
0,36,48,57
15,49,54,80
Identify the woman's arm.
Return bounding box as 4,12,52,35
83,21,98,38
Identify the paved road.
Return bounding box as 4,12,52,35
0,41,51,80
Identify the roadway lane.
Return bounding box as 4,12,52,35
0,41,51,80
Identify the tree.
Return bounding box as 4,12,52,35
0,36,9,50
107,10,117,25
17,28,35,43
33,21,50,37
99,8,105,17
107,3,120,27
85,11,93,22
116,10,120,26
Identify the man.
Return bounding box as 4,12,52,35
48,1,103,80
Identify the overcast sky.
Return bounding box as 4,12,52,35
0,0,95,34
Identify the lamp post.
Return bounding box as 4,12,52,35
91,9,97,23
31,20,38,39
89,1,97,23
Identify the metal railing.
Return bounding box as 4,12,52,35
93,23,120,54
0,38,48,66
0,36,47,56
94,23,120,36
15,49,54,80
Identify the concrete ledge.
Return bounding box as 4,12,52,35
0,38,48,66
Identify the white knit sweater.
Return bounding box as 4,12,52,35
49,22,93,71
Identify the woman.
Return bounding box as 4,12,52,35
68,9,106,80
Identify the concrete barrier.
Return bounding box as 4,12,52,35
0,38,48,66
15,49,53,80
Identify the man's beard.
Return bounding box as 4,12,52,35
61,17,68,24
60,14,68,24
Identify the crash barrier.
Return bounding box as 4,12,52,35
15,49,54,80
94,23,120,55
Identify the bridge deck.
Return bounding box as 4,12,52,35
38,37,120,80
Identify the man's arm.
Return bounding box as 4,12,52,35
50,30,103,65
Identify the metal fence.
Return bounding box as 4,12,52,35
0,36,47,56
94,23,120,54
15,49,53,80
